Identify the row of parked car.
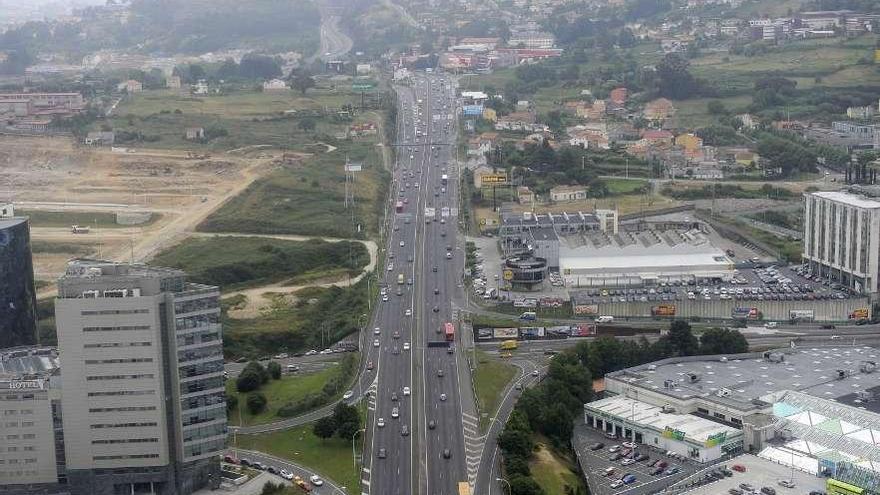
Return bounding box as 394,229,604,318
590,442,681,489
224,456,324,490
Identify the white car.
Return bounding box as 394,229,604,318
280,469,294,480
309,475,324,486
440,393,447,401
621,458,636,466
373,339,380,347
392,407,399,418
403,386,411,396
374,327,381,335
405,309,412,316
382,295,389,302
403,342,410,351
387,264,393,272
400,241,405,247
377,417,385,427
343,390,354,400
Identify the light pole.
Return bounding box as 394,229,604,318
496,477,511,495
351,428,366,471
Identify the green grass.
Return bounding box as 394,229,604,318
226,366,342,426
198,140,388,238
30,240,94,255
670,95,753,129
235,420,362,494
473,350,517,430
603,178,649,195
529,439,586,495
19,209,160,229
151,236,368,290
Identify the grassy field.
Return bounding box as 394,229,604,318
226,366,342,426
151,236,369,290
473,350,517,430
198,140,388,238
529,438,586,495
604,178,649,195
30,240,94,255
670,95,753,129
19,209,160,229
236,422,361,494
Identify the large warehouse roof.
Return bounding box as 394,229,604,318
560,252,729,271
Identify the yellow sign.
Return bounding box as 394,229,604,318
503,269,514,281
875,49,880,64
481,174,508,185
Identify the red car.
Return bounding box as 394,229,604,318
732,464,746,473
223,455,238,464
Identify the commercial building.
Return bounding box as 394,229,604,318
803,191,880,294
0,215,37,349
499,210,612,262
0,347,63,491
55,260,226,495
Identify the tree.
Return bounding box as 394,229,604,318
291,72,315,95
236,368,262,393
226,392,238,411
246,392,267,414
217,58,240,80
509,475,545,495
267,361,282,380
665,320,699,356
498,429,534,458
298,117,317,132
240,53,282,80
656,53,699,100
313,416,337,442
706,100,727,115
700,328,748,355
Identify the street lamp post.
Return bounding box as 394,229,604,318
496,477,511,495
351,428,366,471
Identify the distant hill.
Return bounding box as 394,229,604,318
0,0,321,59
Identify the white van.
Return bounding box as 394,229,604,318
595,316,614,323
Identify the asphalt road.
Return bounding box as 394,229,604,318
229,448,347,495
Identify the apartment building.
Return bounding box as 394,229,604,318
55,260,226,495
0,347,63,492
803,191,880,294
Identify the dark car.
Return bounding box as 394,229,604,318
433,306,439,312
610,453,623,461
266,466,278,475
652,467,664,475
442,449,451,459
378,448,387,459
239,458,251,466
428,420,436,430
635,453,649,462
657,461,668,469
590,442,604,451
223,455,238,464
434,288,440,294
761,488,776,495
432,266,438,272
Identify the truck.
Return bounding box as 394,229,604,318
595,315,614,323
444,322,455,342
441,174,448,185
425,207,435,223
395,201,404,213
70,225,90,234
499,340,518,351
458,482,470,495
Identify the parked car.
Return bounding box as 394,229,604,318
608,445,621,453
778,480,796,489
651,467,664,475
590,442,604,451
622,474,637,484
761,487,777,495
732,464,747,473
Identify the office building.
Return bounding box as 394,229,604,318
55,260,226,495
803,191,880,294
0,213,37,349
0,347,63,492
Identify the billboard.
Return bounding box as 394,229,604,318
481,174,508,185
462,105,484,116
573,304,599,316
789,309,815,321
849,308,869,320
732,307,760,320
476,328,493,340
493,327,520,339
540,297,564,308
705,431,727,447
573,324,596,337
520,327,545,339
662,427,686,441
651,304,676,317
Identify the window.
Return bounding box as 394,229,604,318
92,438,158,445
81,309,149,316
84,342,152,348
20,422,32,427
89,406,156,413
91,422,158,429
87,374,155,381
22,434,34,439
713,412,726,420
85,358,153,365
88,390,155,397
697,408,709,414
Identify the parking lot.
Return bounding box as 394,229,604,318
680,454,825,495
573,424,698,495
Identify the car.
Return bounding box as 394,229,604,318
403,386,411,396
434,288,440,294
374,327,381,335
280,470,294,480
377,417,385,427
391,407,399,419
635,454,649,462
400,241,405,247
778,480,796,489
729,489,744,495
657,461,668,469
392,346,400,355
309,475,324,486
405,309,412,317
731,464,746,473
391,392,399,401
608,445,621,453
761,488,776,495
622,442,636,449
403,342,410,351
651,467,664,475
428,419,436,429
442,449,451,459
740,484,755,492
239,458,251,466
382,294,389,302
665,467,679,475
590,442,604,451
437,368,444,377
407,278,413,285
251,461,265,470
433,266,438,272
531,370,539,377
343,390,354,400
610,453,623,461
373,339,380,347
722,468,733,477
621,458,636,466
366,361,374,370
604,467,616,476
433,305,439,312
440,393,447,401
622,474,636,484
393,331,400,339
223,455,238,464
610,481,624,489
378,448,387,459
387,264,393,272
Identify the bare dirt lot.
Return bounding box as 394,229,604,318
1,135,278,287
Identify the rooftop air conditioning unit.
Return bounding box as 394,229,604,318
103,289,128,298
720,356,728,363
662,405,676,413
716,388,732,398
764,352,785,363
836,369,849,380
82,290,99,299
664,379,677,389
856,390,875,401
860,361,877,374
686,372,700,383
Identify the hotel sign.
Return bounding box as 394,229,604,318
3,379,44,390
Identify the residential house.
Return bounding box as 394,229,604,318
738,113,757,129
734,150,759,167
516,100,531,112
568,127,610,150
356,64,372,75
192,80,209,95
641,129,674,145
482,108,497,122
263,79,288,92
550,185,588,202
847,105,876,119
495,112,547,133
467,137,492,157
118,79,143,93
350,122,378,137
185,127,205,140
609,87,628,106
84,131,115,146
576,99,606,120
643,98,676,121
166,76,182,89
517,186,535,205
675,133,704,155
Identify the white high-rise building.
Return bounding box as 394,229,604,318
55,260,226,495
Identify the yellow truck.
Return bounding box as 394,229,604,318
499,340,518,351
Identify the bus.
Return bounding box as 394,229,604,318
444,322,455,342
397,273,405,285
458,482,470,495
395,201,404,213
